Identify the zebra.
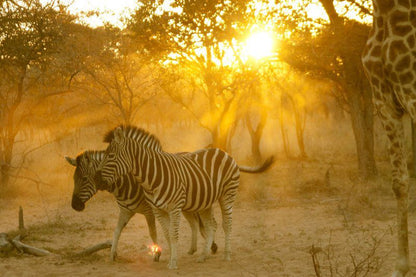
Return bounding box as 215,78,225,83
95,125,273,269
65,150,217,262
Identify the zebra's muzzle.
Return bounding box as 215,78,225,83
72,195,85,211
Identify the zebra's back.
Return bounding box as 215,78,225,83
180,148,240,211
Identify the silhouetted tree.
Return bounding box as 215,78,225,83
128,0,253,150
0,0,74,189
277,0,376,178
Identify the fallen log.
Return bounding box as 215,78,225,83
3,207,113,258
0,233,13,256
12,235,52,257
74,240,112,257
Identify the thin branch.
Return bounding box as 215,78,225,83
73,240,112,257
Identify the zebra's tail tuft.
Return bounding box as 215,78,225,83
239,156,274,173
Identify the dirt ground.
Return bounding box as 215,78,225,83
2,158,416,276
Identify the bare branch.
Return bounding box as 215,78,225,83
73,240,112,257
12,235,52,256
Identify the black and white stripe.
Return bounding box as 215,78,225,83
97,125,273,269
66,150,215,262
66,150,158,261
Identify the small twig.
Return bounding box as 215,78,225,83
74,240,112,257
19,206,24,231
310,244,322,277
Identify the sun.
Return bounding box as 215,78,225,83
244,31,275,60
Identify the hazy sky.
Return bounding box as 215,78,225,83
68,0,137,27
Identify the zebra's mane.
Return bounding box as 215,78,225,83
104,125,162,151
76,150,105,164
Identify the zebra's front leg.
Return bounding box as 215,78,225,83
144,212,160,261
197,208,215,263
111,208,134,261
182,212,198,255
168,208,181,269
153,209,171,264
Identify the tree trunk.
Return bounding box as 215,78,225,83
279,102,291,158
290,96,307,158
322,0,377,179
348,86,377,180
246,111,267,164
212,126,229,151
0,165,10,189
295,113,307,158
0,67,26,190
0,125,15,189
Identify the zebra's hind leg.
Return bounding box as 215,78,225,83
111,208,134,261
182,212,199,255
200,212,218,254
197,207,216,263
210,213,218,254
220,194,237,261
167,208,181,269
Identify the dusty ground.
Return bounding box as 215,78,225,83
1,158,416,276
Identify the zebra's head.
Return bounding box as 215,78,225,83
97,127,132,186
65,151,103,211
97,125,160,185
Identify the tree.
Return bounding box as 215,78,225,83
0,0,74,189
128,0,253,150
277,0,376,178
74,26,160,125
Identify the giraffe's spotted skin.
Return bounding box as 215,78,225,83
362,1,416,276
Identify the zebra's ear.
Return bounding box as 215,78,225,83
84,154,90,164
114,127,124,143
84,155,95,169
65,156,77,167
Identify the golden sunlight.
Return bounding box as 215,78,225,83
244,31,275,60
305,2,328,21
64,0,136,27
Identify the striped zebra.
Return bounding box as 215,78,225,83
65,150,216,262
95,125,273,269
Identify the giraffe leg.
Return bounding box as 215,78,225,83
377,102,409,277
111,208,134,261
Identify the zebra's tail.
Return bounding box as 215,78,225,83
239,156,274,173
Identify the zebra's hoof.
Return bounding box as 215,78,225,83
211,242,218,254
110,252,117,261
187,248,197,255
392,271,405,277
153,250,161,262
224,253,231,261
197,255,207,263
168,261,178,269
